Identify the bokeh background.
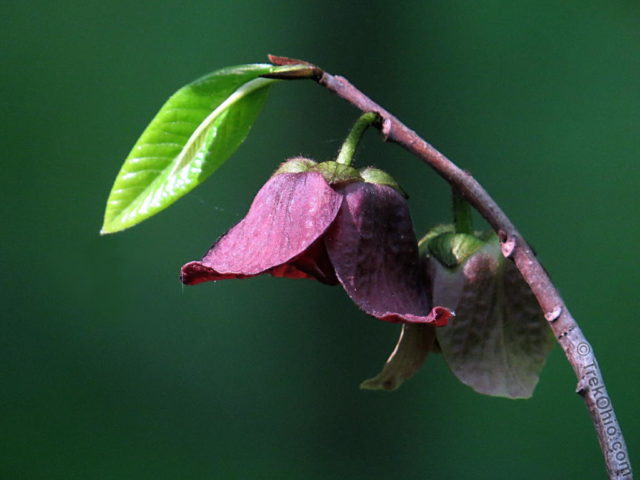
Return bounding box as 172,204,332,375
3,1,638,479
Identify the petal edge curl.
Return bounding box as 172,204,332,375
325,183,450,324
181,171,343,284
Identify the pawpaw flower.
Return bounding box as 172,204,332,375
180,157,451,326
362,229,553,397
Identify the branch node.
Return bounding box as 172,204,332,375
576,378,588,396
266,54,324,80
558,325,575,339
545,306,563,323
498,230,516,258
382,118,393,140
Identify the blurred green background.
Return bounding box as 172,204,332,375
2,1,638,479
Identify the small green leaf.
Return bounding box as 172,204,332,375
101,63,285,234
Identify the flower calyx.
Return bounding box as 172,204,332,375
275,157,405,195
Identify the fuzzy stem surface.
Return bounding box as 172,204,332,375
335,112,379,166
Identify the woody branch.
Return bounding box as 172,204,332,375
266,55,632,480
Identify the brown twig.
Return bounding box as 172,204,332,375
266,55,633,480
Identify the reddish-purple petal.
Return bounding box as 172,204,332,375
325,182,450,324
181,171,342,285
271,236,338,285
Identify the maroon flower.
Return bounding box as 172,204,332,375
181,158,451,326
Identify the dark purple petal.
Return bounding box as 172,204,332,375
431,242,553,398
181,171,342,285
325,182,451,325
270,236,338,285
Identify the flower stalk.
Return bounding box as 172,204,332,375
335,112,379,166
452,189,473,235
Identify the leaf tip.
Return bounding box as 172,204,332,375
99,221,122,235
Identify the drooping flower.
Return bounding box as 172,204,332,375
181,157,451,326
362,229,553,398
428,234,554,398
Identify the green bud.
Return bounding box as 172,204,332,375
418,224,454,253
426,231,486,268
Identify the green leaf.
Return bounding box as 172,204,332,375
431,240,554,399
101,63,284,234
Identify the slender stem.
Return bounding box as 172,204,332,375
452,189,473,234
266,56,633,480
335,112,379,166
